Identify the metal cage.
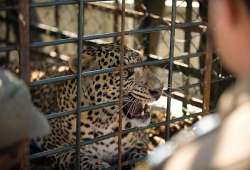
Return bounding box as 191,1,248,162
0,0,232,169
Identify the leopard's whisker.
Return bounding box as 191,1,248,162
127,100,137,116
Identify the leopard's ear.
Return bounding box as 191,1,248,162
69,53,98,73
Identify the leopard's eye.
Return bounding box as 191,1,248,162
121,69,134,79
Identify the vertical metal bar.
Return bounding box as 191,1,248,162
19,140,30,170
18,0,30,83
118,0,125,169
75,0,84,169
202,39,213,115
5,5,11,62
54,5,60,55
18,0,30,169
113,0,119,42
165,0,176,140
183,0,192,114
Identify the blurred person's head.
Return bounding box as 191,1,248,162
0,70,50,170
209,0,250,78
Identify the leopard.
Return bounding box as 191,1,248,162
32,42,164,170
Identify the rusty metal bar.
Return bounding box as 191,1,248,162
117,0,125,169
113,0,119,42
4,0,13,63
18,0,30,169
183,0,193,115
165,0,177,140
54,5,60,56
75,0,84,169
19,140,30,170
184,0,193,56
202,38,213,115
171,92,203,109
18,0,30,83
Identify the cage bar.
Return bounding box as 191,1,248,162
43,74,231,121
183,0,193,115
202,40,213,115
75,0,85,169
0,21,205,53
17,0,30,169
117,0,125,169
18,0,30,83
27,51,203,91
165,0,177,140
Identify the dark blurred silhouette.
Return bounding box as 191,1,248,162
0,70,49,170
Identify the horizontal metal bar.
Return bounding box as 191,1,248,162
172,62,201,79
0,5,17,11
0,11,206,53
47,101,116,119
0,0,114,11
31,22,203,48
30,0,78,8
31,0,114,8
171,75,234,93
30,112,201,159
30,74,76,86
31,37,77,48
0,22,204,53
0,45,17,53
45,76,228,122
30,51,204,87
87,3,207,34
170,92,203,108
0,14,74,40
46,110,75,120
46,86,201,120
30,143,74,159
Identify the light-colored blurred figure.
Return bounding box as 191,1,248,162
141,1,250,170
0,70,50,170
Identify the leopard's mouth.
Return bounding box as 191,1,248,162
123,95,151,120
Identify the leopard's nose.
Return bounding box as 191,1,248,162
149,88,162,100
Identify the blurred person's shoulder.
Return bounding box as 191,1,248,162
162,78,250,170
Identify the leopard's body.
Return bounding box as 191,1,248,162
11,43,163,169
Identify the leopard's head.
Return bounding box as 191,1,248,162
69,42,163,127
